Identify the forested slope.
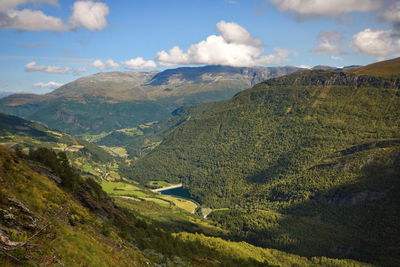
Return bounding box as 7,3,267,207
0,146,367,266
129,63,400,265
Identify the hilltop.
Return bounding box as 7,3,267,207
348,57,400,78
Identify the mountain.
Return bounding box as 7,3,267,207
0,65,303,134
88,100,225,158
0,146,367,266
0,92,13,99
128,58,400,265
348,57,400,78
0,112,121,180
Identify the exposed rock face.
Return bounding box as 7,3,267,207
262,71,400,89
327,190,388,205
0,198,39,231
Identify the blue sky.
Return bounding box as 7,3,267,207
0,0,399,93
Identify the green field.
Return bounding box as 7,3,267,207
101,181,199,213
146,180,170,189
159,195,198,213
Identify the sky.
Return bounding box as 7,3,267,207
0,0,399,94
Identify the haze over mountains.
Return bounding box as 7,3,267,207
0,58,399,266
0,65,303,134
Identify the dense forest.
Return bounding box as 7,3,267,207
0,146,367,266
129,68,400,265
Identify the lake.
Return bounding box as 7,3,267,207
160,187,198,202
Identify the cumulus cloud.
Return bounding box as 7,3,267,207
156,21,295,67
70,1,109,31
216,21,262,47
25,61,71,74
90,59,120,70
0,0,109,31
269,0,381,19
123,57,157,70
312,31,344,55
380,2,400,36
25,61,88,75
0,7,69,31
33,81,64,88
351,28,400,57
381,2,400,24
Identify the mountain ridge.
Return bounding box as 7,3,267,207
0,65,304,134
128,58,400,265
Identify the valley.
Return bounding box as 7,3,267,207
0,59,399,266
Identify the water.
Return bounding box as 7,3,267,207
160,187,197,202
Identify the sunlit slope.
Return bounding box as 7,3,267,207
129,69,400,265
0,146,367,266
0,65,303,134
348,57,400,78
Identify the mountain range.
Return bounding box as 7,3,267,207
0,65,303,134
0,58,399,266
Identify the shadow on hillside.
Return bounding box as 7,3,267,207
211,149,400,266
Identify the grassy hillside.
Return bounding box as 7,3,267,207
129,69,400,265
0,146,366,266
0,66,302,135
0,112,121,180
348,57,400,78
84,100,225,158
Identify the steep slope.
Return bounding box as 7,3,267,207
91,100,225,158
129,68,400,265
0,65,303,134
348,57,400,78
0,112,119,180
0,146,366,266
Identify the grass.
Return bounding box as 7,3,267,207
146,180,170,189
99,146,128,158
159,195,198,213
101,181,200,214
101,181,141,193
142,197,171,207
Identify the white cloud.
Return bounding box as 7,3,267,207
70,1,109,31
25,61,71,74
312,31,344,55
216,21,261,47
33,81,64,88
104,59,119,69
90,59,120,70
351,28,400,57
123,57,157,70
298,64,311,69
269,0,381,18
0,0,109,31
25,61,88,75
0,8,69,31
156,21,295,67
381,2,400,24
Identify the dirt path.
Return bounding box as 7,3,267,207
151,183,183,192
